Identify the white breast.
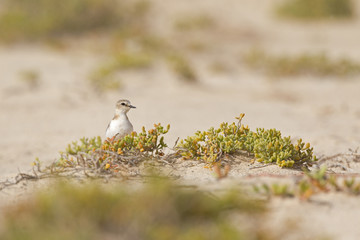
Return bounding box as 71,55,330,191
105,115,133,139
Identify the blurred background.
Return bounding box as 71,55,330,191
1,0,360,176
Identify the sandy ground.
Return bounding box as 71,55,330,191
2,0,360,239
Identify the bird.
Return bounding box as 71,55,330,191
105,99,136,141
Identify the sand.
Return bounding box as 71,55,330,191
1,0,360,239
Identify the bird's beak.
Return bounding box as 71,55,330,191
129,105,136,109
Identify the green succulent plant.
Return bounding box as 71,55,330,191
101,123,170,155
0,0,151,42
0,180,268,240
177,114,316,168
254,183,294,198
242,49,360,78
36,114,318,180
64,136,102,155
276,0,354,20
54,124,170,174
255,166,360,200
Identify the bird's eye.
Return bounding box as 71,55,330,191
121,102,126,106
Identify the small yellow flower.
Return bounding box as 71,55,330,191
105,163,110,170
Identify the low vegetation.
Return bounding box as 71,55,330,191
166,54,197,82
174,14,216,31
27,114,317,183
276,0,354,20
209,61,232,74
18,69,41,89
89,51,153,92
242,49,360,78
39,114,314,181
88,38,198,91
0,0,199,88
0,0,150,42
0,180,270,240
40,123,171,178
254,167,360,200
177,114,316,168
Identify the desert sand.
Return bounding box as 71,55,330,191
2,0,360,239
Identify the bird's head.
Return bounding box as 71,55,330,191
115,99,136,114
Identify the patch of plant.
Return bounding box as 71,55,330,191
33,124,171,178
177,114,316,168
89,51,152,92
0,180,271,240
174,14,216,31
209,60,232,74
242,49,360,78
276,0,354,20
107,52,153,70
18,69,41,89
1,114,318,188
88,72,122,93
254,183,295,198
254,167,360,200
89,34,199,91
0,0,150,42
166,54,197,82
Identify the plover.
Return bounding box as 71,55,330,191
105,99,136,140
